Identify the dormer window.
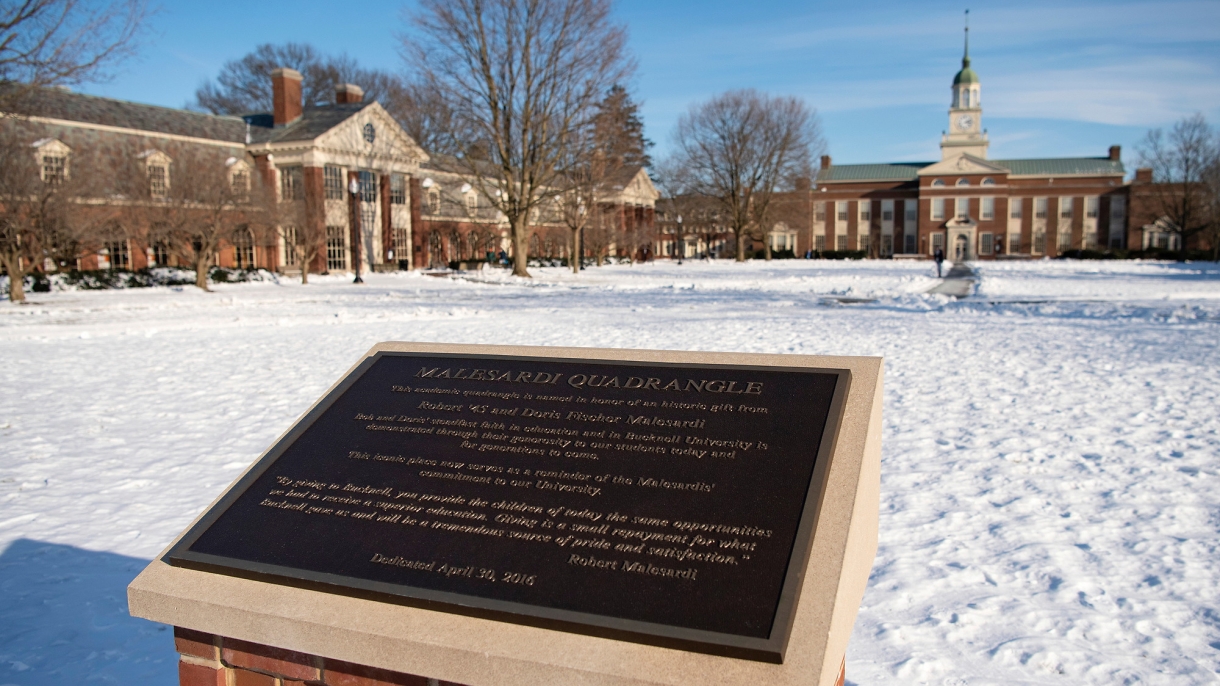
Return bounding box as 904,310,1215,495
33,138,71,184
428,189,440,214
981,177,995,186
148,165,168,197
139,150,173,198
931,179,945,187
226,158,250,198
956,178,969,187
465,192,478,215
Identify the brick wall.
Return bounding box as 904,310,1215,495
174,627,468,686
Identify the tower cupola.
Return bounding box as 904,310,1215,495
941,10,988,159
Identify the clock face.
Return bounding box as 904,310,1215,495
956,114,975,131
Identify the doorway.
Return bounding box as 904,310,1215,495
954,233,968,261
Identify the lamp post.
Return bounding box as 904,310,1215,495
676,214,683,265
348,177,364,284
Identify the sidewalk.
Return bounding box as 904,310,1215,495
926,262,976,298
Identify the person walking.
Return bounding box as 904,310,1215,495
934,247,945,278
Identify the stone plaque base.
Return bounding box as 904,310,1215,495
132,343,881,686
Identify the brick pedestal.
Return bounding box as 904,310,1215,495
174,627,468,686
174,626,843,686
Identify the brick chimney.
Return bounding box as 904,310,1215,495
1109,145,1121,161
1135,167,1153,183
335,83,364,105
271,68,303,127
820,155,832,170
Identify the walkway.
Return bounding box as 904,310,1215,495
926,262,977,298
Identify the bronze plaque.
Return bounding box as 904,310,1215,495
168,351,849,663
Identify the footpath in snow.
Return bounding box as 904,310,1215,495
1,259,1218,685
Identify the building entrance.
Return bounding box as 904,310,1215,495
954,234,968,261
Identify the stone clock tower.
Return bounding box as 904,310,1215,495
940,16,989,160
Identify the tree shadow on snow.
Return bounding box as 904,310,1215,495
0,539,175,685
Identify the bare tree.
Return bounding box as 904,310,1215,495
139,150,256,291
1137,114,1219,260
0,0,147,110
0,128,57,301
405,0,633,277
1204,153,1220,261
670,89,823,262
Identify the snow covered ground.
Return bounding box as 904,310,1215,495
1,258,1218,685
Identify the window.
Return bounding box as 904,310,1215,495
981,178,995,186
956,178,969,187
981,197,994,220
859,204,870,222
428,189,440,214
932,233,945,254
230,170,249,198
956,197,969,220
152,241,169,267
881,200,893,222
814,202,825,222
904,234,916,254
357,170,377,202
233,227,255,269
1060,198,1074,219
904,202,916,222
282,226,299,267
980,232,993,255
932,198,945,220
105,240,129,270
324,166,345,200
1033,231,1046,254
391,174,406,205
931,179,945,187
148,165,168,198
1086,196,1099,218
1110,196,1126,220
836,235,848,251
815,235,826,251
326,225,347,271
1009,234,1020,253
1058,229,1072,252
465,192,478,215
43,155,66,185
281,166,304,201
836,201,848,222
1010,199,1023,219
1035,197,1048,219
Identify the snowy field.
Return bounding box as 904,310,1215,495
1,258,1219,685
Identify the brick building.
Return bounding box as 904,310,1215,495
2,68,657,277
811,37,1129,260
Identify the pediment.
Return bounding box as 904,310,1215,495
917,153,1008,177
313,102,429,165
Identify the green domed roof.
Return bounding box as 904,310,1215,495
953,57,979,85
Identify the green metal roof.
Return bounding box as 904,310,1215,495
816,163,930,183
953,65,979,85
817,156,1124,184
992,157,1124,176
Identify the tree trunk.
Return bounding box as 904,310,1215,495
764,239,773,261
571,229,580,274
511,216,530,278
2,253,25,303
195,255,211,291
736,232,747,262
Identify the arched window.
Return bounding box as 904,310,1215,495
956,178,969,187
931,179,945,187
981,177,995,186
233,226,255,270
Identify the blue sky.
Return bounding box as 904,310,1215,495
79,0,1220,168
